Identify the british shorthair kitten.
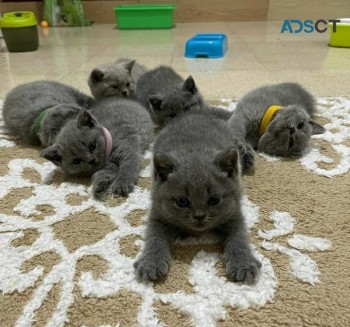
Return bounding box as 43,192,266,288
136,65,231,127
227,82,326,167
134,112,261,284
88,58,147,100
3,80,94,146
41,97,153,199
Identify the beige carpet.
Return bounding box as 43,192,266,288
0,98,349,327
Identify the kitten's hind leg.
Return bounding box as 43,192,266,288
234,138,255,172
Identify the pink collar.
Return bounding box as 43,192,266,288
102,127,113,157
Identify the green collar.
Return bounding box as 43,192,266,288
34,109,49,136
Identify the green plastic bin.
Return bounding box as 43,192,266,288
114,4,175,30
0,11,39,52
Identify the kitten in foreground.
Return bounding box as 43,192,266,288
2,80,94,146
228,82,325,167
136,65,231,127
41,97,153,199
88,58,147,100
134,112,261,284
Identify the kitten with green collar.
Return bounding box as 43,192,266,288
3,80,94,146
41,97,153,199
88,58,147,100
134,112,261,283
228,82,326,169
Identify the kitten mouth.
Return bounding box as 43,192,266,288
191,222,209,231
289,137,294,148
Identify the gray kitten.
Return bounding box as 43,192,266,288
136,66,230,127
134,112,261,284
41,97,153,199
3,80,94,146
88,58,147,100
228,83,325,165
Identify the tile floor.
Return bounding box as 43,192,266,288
1,21,349,100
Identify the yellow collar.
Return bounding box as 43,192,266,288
259,105,283,136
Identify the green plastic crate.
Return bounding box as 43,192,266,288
114,4,175,30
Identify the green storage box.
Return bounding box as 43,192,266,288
329,18,350,48
114,4,175,30
0,11,39,52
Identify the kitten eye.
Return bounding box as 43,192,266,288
190,102,197,108
89,142,96,152
112,85,119,89
126,82,130,87
297,122,304,129
73,158,82,165
289,138,294,149
169,113,177,118
207,195,221,206
174,197,190,208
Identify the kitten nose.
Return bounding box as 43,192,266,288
193,213,206,222
89,158,96,165
122,90,128,96
290,127,296,134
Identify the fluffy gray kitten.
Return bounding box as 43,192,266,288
134,112,261,284
88,58,147,100
3,80,94,146
41,97,153,199
136,66,231,127
228,82,325,163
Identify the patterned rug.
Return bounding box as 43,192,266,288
0,98,349,327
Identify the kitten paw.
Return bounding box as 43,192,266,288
111,179,134,196
134,255,170,282
92,173,113,200
223,255,261,284
240,143,255,171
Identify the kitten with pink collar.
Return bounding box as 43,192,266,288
42,97,153,199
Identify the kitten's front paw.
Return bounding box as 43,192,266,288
92,172,113,200
223,254,261,284
134,254,170,282
111,179,135,197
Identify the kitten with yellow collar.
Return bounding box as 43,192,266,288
228,82,325,168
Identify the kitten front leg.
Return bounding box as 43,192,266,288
91,163,119,200
221,219,261,284
110,144,142,196
134,220,174,282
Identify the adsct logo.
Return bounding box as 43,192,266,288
281,19,340,33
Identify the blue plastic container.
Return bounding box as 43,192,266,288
185,33,228,58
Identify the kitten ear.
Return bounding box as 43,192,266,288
149,95,164,111
90,69,104,84
154,152,177,182
183,76,198,95
77,109,98,129
215,147,240,177
124,60,135,74
309,120,326,135
41,146,62,166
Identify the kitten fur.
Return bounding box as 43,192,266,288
3,80,94,146
134,112,261,284
41,97,153,199
88,58,147,100
136,66,227,127
228,82,326,162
